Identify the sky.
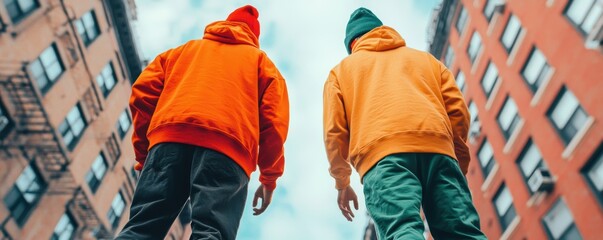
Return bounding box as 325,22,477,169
132,0,440,239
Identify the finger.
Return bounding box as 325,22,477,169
344,200,353,217
252,194,260,208
341,210,352,221
353,198,359,210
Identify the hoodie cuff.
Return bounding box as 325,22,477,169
261,181,277,191
335,177,350,190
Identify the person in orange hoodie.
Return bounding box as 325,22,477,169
116,5,289,240
323,8,486,239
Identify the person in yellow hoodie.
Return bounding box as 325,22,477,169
323,7,487,239
116,5,289,240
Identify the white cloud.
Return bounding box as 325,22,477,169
133,0,439,239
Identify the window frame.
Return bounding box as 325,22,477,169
75,9,101,46
478,138,496,179
546,87,589,145
483,0,504,22
493,184,517,232
85,152,108,194
2,164,47,226
51,212,77,240
542,199,582,240
516,139,548,194
107,192,126,229
481,61,500,98
4,0,40,23
563,0,602,36
467,31,482,64
582,144,603,208
96,61,118,97
455,70,466,93
521,46,551,93
455,4,469,35
0,101,15,139
59,103,87,151
497,96,521,140
500,14,523,53
116,109,131,139
29,43,65,94
444,44,455,68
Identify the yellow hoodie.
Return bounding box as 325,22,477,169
323,26,471,190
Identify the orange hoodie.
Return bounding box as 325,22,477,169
323,26,470,190
130,21,289,190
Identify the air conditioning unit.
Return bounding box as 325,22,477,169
493,3,506,14
528,168,554,193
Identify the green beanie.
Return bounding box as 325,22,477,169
344,7,383,54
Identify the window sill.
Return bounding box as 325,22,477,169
500,216,521,240
486,79,503,110
530,68,556,107
506,30,527,67
481,163,500,192
504,119,525,154
562,117,596,159
527,190,550,208
471,49,485,75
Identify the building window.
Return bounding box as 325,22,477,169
543,199,582,240
85,153,108,193
583,145,603,207
564,0,603,35
469,101,478,126
51,213,76,240
3,165,45,226
478,138,496,178
521,47,551,93
444,45,454,67
493,184,517,232
500,14,523,53
4,0,39,23
547,87,589,145
456,70,466,93
116,109,131,139
517,140,548,194
96,62,117,97
467,32,482,64
59,104,87,150
29,43,65,93
75,10,100,46
497,97,521,140
456,5,469,34
107,192,126,229
0,102,14,139
481,61,500,98
483,0,505,22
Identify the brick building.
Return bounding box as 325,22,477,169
428,0,603,239
0,0,189,239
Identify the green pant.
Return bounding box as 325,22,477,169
363,153,486,240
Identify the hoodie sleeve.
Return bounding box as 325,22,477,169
323,71,352,190
129,52,167,171
257,54,290,191
440,63,471,175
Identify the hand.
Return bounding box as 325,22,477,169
252,185,274,216
337,186,359,222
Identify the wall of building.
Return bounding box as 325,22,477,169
430,0,603,239
0,0,187,239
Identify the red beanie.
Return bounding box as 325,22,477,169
226,5,260,38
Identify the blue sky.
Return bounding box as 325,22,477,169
133,0,440,239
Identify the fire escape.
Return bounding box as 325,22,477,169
0,63,111,239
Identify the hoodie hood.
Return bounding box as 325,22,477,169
203,21,259,48
351,26,406,54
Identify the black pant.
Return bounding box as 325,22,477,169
116,143,249,240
